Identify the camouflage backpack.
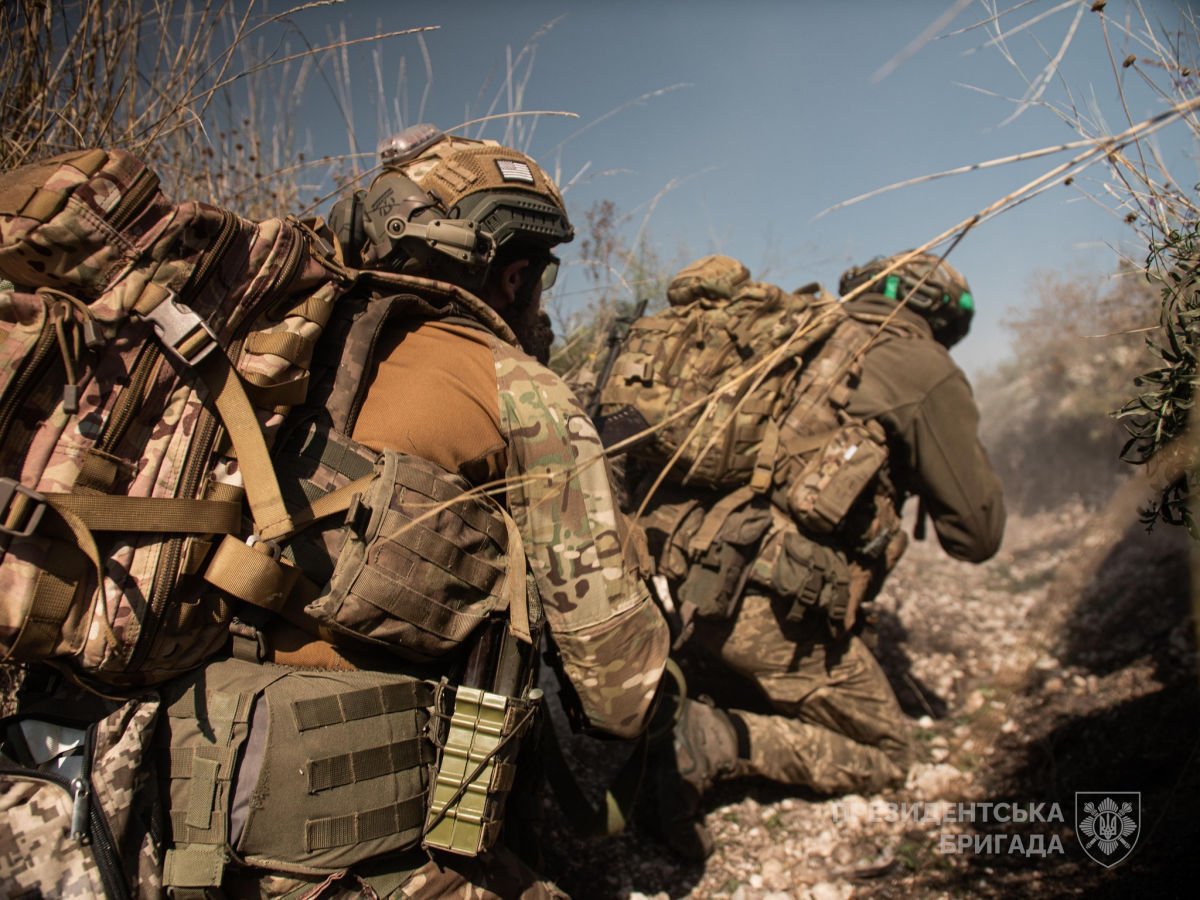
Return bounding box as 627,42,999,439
598,254,846,492
0,148,346,688
604,255,917,628
0,693,164,899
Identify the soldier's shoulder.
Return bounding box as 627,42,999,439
494,343,587,412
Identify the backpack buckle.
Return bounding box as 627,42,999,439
0,478,48,538
143,289,220,367
245,534,282,561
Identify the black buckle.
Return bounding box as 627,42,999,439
0,478,47,538
143,289,219,367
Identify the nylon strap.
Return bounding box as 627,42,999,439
749,419,779,493
307,738,434,794
243,371,311,409
781,427,840,459
186,757,219,830
499,509,532,645
291,681,435,732
164,682,259,897
687,485,755,558
305,794,426,852
294,293,335,324
243,329,312,365
169,746,240,779
7,540,87,660
168,809,231,845
274,474,374,539
43,493,241,533
131,280,172,316
203,535,299,611
74,449,122,494
8,504,103,661
300,430,375,481
162,846,226,895
196,350,295,536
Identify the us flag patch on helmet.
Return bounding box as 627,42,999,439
496,159,535,183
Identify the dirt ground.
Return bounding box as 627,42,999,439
538,479,1199,899
1,468,1193,900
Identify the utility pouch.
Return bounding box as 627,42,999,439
160,658,435,893
0,695,164,900
296,443,513,661
642,487,771,619
423,681,541,857
786,421,887,534
750,528,852,626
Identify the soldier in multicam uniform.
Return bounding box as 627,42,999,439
650,252,1005,860
165,129,669,898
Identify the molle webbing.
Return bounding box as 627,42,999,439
163,674,264,898
162,660,435,892
291,680,432,731
599,279,844,491
305,795,426,854
290,437,517,659
307,737,432,793
777,317,869,448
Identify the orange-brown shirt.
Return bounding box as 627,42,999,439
352,319,507,486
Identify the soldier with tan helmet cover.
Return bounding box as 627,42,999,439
622,250,1004,860
155,128,669,898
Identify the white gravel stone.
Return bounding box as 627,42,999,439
805,882,853,900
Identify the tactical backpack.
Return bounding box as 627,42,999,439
0,149,531,691
601,255,916,629
0,150,543,893
0,148,351,688
0,693,165,900
597,254,846,492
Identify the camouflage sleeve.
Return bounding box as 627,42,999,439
494,345,669,739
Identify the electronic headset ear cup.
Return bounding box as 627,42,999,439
839,252,975,346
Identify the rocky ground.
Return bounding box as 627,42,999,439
538,479,1199,899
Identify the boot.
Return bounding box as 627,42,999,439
644,698,739,862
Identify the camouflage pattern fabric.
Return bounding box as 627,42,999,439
495,338,669,738
0,147,347,687
164,274,668,894
599,256,844,491
0,772,114,898
690,592,910,794
298,273,669,735
0,695,163,899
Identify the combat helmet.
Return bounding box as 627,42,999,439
329,123,574,292
839,250,975,347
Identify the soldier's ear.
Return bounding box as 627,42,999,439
491,259,532,309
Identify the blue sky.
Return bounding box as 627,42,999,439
288,0,1199,376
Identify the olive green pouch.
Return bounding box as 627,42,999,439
786,421,887,534
161,658,435,893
